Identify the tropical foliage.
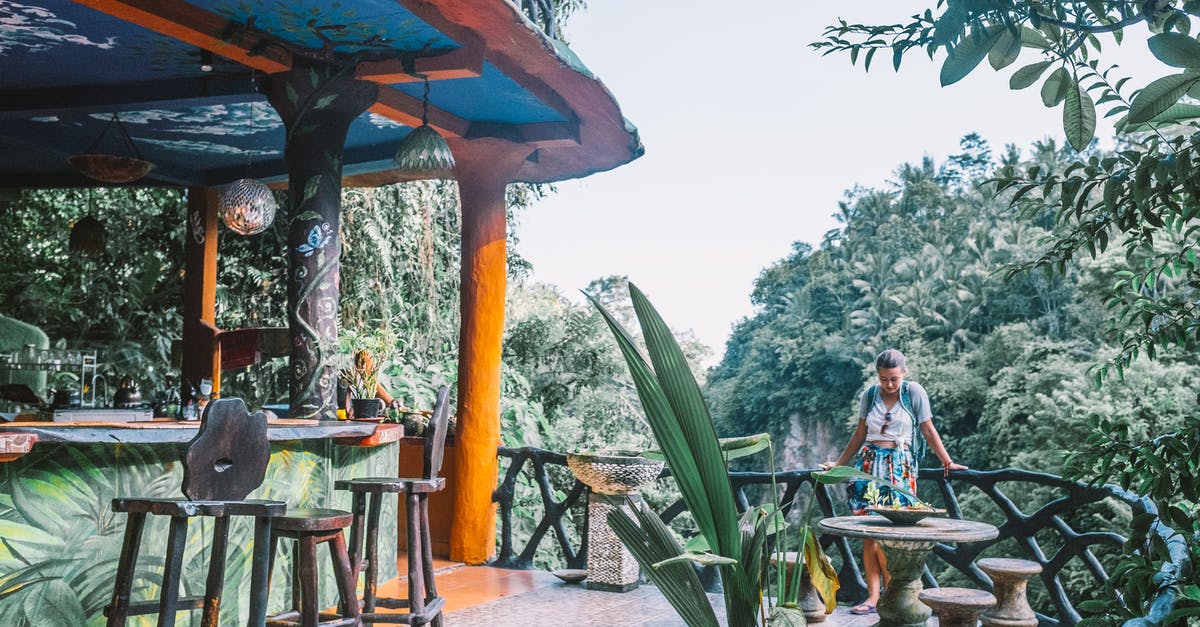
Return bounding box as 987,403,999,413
704,131,1199,619
813,3,1200,620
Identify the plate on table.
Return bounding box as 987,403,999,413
552,569,588,584
865,506,948,525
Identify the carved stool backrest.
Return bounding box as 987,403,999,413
423,385,451,480
181,398,270,501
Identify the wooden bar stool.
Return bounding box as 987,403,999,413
336,385,450,625
918,587,997,627
265,508,362,627
978,557,1042,627
105,398,286,627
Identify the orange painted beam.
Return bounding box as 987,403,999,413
181,187,220,400
449,140,531,564
73,0,291,74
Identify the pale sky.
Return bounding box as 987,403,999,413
516,1,1164,359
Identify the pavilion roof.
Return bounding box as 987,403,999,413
0,0,642,188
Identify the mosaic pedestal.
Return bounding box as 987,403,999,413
586,492,643,592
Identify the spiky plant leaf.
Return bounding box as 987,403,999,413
627,283,741,558
812,465,919,501
608,501,719,627
642,433,771,462
653,552,738,568
585,291,721,553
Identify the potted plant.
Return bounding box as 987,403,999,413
339,349,382,421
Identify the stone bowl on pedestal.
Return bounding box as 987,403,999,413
566,451,665,593
566,451,664,495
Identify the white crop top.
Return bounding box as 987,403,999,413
857,382,932,448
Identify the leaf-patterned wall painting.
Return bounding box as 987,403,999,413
0,440,398,626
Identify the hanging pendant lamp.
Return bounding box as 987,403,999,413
69,190,106,255
218,86,278,235
218,178,277,235
393,76,455,174
68,113,156,184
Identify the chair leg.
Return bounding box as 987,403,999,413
405,493,427,621
364,491,383,615
348,492,368,575
201,516,230,627
328,532,362,625
298,536,320,627
157,516,189,627
419,497,442,627
247,516,273,627
106,511,147,627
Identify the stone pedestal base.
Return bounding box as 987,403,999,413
878,541,935,627
978,558,1042,627
585,492,642,592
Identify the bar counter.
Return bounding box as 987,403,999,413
0,417,403,447
0,419,403,626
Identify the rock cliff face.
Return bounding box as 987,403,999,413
780,415,842,472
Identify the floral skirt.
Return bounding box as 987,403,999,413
847,443,919,515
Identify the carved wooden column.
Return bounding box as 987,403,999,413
264,61,377,420
448,140,529,563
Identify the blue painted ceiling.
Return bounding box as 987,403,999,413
0,0,570,187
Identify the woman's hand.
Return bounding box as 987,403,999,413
820,461,837,470
943,461,968,477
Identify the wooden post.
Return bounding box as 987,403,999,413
181,187,219,399
263,61,377,420
448,140,530,564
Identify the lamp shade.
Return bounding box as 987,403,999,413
392,124,455,174
218,178,277,235
69,215,106,254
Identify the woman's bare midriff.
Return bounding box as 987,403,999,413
866,440,899,449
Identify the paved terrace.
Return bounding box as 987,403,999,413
378,563,910,626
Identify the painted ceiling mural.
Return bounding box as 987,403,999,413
0,0,567,186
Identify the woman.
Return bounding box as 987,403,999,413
822,348,967,615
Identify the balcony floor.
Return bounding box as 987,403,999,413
374,558,908,626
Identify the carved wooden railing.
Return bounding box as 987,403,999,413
493,446,588,570
492,447,1185,626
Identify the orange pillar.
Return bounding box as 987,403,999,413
449,141,529,564
181,187,220,399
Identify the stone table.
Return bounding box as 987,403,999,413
820,515,998,627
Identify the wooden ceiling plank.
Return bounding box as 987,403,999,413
75,0,292,73
355,34,484,83
370,88,470,137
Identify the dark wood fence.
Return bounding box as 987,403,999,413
493,446,1186,626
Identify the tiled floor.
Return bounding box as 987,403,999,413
376,560,901,626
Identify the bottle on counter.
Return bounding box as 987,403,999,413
196,377,213,416
165,375,181,418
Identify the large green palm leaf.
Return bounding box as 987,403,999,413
588,285,759,626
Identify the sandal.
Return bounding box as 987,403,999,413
850,602,877,615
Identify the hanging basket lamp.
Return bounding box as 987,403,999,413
68,113,155,184
393,76,455,175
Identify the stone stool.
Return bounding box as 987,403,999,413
977,557,1042,627
918,587,996,627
